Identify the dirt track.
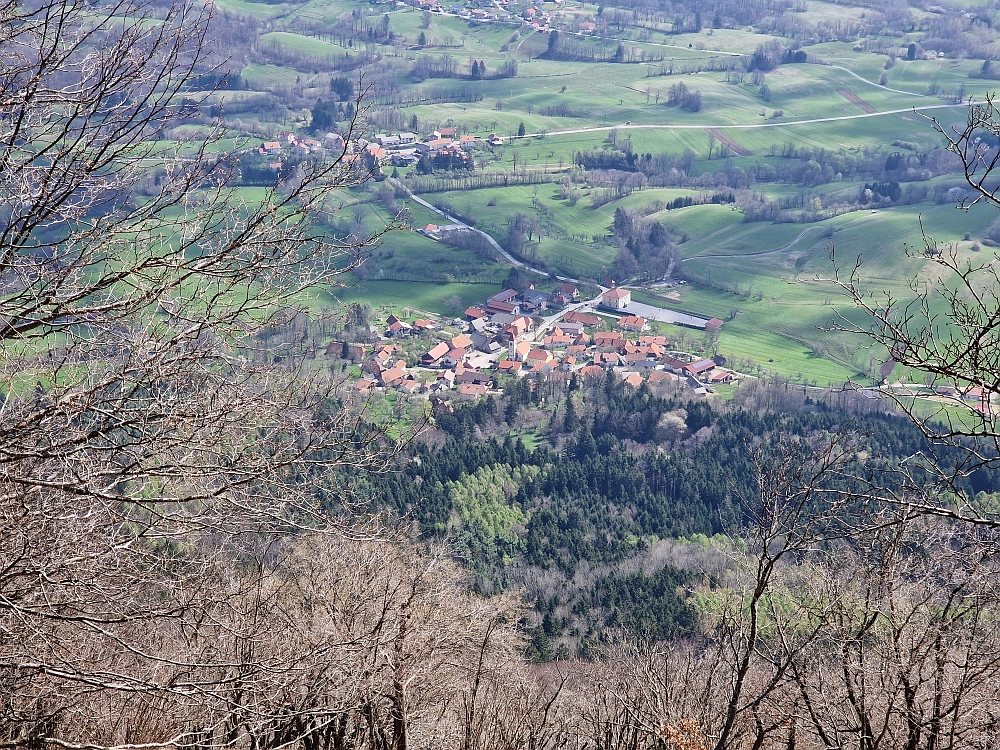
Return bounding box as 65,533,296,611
838,89,877,114
705,128,753,156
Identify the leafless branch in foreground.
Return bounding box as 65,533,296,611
0,0,417,741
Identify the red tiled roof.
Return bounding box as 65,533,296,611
603,288,630,300
423,342,450,361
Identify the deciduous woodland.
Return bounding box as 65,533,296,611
5,0,1000,748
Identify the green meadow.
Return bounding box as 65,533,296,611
195,0,1000,386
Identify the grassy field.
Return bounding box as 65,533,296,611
196,0,1000,386
326,278,504,315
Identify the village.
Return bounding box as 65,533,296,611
396,0,566,33
258,126,487,171
336,283,738,400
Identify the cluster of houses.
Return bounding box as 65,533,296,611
343,285,734,399
370,127,485,167
256,127,494,171
402,0,558,28
257,130,326,159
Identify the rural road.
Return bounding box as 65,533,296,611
389,178,595,288
514,102,966,139
827,64,928,98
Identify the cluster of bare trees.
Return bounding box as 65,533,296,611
0,0,409,741
570,435,1000,750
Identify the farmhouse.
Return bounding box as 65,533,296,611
421,341,450,365
685,359,716,379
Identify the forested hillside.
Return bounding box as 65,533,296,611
339,375,1000,659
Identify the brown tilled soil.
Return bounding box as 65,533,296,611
837,89,877,114
705,128,753,157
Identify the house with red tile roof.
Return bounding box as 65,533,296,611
623,372,644,388
579,365,606,379
662,356,688,373
421,341,450,365
399,378,421,394
525,349,553,365
618,315,647,332
543,334,573,349
593,351,620,367
443,347,467,367
511,340,532,361
379,367,408,387
564,311,600,326
386,316,413,337
648,371,678,384
593,332,624,348
451,333,474,350
464,307,487,320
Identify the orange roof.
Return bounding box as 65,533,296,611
603,287,630,300
424,342,450,360
624,372,644,387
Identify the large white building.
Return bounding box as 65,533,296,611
601,287,631,310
